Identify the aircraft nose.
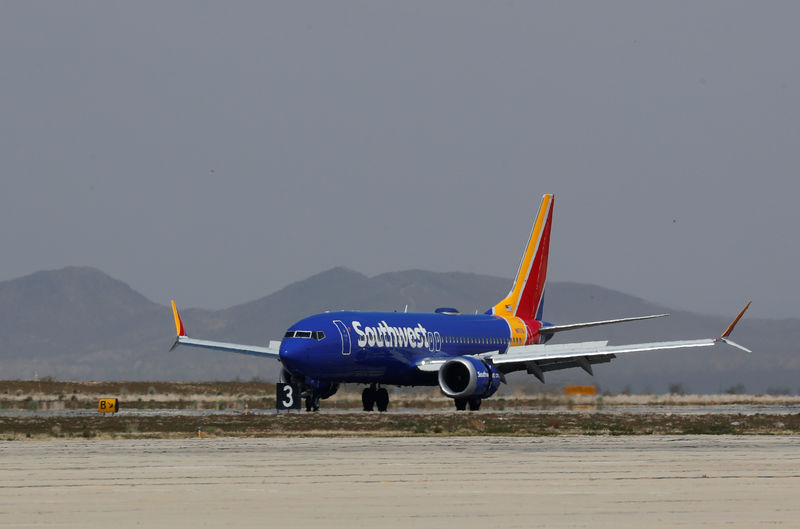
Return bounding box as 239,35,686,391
279,340,313,375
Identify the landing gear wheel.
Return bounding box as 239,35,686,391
467,397,481,411
454,398,468,411
305,395,320,412
375,388,389,412
362,387,376,411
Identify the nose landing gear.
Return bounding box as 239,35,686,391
304,392,320,412
362,384,389,412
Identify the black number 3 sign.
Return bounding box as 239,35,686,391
276,383,301,410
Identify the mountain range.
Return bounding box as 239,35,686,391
1,266,797,394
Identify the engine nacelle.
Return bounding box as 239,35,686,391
438,356,502,399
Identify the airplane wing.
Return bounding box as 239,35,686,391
485,338,717,382
417,302,752,383
169,301,281,359
488,302,752,382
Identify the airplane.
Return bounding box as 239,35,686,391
170,193,751,412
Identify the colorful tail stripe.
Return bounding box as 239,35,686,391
493,194,554,322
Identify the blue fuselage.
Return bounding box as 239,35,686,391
279,311,513,386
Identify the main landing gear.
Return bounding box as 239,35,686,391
454,397,482,411
362,384,389,412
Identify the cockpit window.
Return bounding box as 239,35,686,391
285,330,325,340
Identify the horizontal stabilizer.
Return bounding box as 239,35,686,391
539,313,668,334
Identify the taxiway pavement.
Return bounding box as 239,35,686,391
2,436,799,528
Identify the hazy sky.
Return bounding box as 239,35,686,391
1,2,798,318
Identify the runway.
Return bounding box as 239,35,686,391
3,403,799,417
2,436,799,528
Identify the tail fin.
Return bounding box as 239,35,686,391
492,194,554,322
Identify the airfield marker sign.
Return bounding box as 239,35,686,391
276,383,301,411
98,398,119,413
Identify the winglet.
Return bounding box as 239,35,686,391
171,300,186,337
716,301,752,352
721,300,751,338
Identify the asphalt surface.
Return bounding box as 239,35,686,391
2,403,799,417
2,436,799,528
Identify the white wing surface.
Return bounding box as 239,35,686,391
417,302,752,383
484,338,719,382
169,301,281,359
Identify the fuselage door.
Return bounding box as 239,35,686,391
332,320,352,356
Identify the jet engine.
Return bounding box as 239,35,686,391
438,356,502,399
